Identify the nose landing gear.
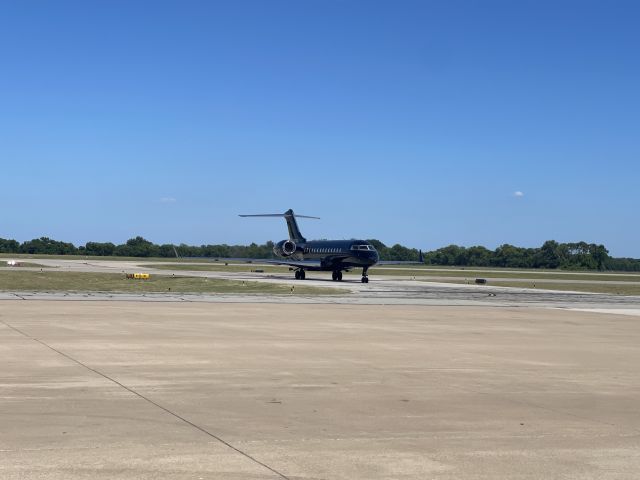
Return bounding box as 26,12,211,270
361,267,369,283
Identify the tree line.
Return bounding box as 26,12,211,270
1,236,639,271
422,241,627,270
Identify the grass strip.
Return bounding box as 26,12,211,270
146,263,292,274
0,271,346,295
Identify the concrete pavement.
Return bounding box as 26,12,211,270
2,301,640,479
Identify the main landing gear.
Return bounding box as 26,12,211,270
331,271,343,282
361,267,369,283
294,269,306,280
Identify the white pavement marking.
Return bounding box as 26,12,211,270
566,308,640,317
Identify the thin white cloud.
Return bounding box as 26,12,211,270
159,197,177,203
513,191,524,198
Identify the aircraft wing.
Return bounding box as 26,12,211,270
257,259,327,271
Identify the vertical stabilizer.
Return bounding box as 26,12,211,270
284,209,305,242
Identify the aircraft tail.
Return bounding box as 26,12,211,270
239,209,320,243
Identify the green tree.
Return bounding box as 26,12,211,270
590,244,609,271
0,238,20,253
534,240,561,268
114,237,158,257
84,242,116,256
20,237,77,255
466,246,492,266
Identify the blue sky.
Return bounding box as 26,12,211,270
1,1,639,256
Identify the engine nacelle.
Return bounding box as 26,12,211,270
274,239,297,257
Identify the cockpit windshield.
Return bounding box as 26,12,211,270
350,244,376,251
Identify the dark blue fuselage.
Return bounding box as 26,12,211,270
282,239,379,271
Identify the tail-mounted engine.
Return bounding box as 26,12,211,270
274,239,297,257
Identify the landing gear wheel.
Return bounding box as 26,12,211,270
332,271,338,281
337,271,343,281
295,270,301,280
300,270,306,280
361,267,369,284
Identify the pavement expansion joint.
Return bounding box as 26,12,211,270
0,319,291,480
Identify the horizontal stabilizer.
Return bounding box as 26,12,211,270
239,209,318,242
239,213,320,219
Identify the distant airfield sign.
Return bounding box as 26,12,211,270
126,273,150,279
